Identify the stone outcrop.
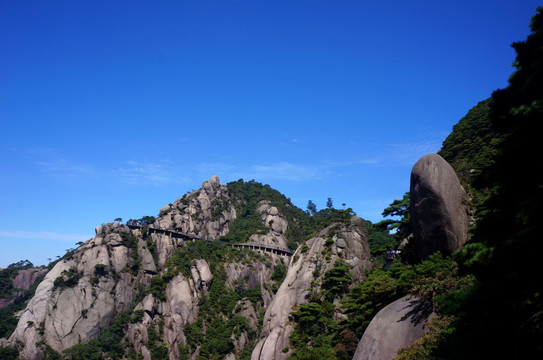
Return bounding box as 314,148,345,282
410,153,470,260
0,267,48,309
7,222,138,359
4,176,375,360
13,268,48,291
251,217,371,360
353,296,434,360
155,175,237,240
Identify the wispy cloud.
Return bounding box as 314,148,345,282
350,138,443,168
115,160,191,186
0,230,90,243
249,162,323,181
35,154,95,178
385,139,443,166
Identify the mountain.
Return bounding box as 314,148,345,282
2,7,542,359
0,177,372,360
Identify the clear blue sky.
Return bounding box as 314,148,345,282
1,1,540,267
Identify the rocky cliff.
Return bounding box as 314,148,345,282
252,217,371,360
3,176,372,360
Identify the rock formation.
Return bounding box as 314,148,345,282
156,175,236,240
6,176,368,360
251,216,371,360
352,296,434,360
13,268,48,291
410,153,470,259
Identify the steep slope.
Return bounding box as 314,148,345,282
0,261,47,342
2,176,372,360
252,216,371,360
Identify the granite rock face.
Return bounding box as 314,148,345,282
251,217,372,360
410,153,470,260
156,175,237,240
4,176,295,359
13,268,48,291
4,176,375,360
353,296,434,360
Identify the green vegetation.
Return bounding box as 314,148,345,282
286,252,474,360
222,179,314,247
120,232,141,275
380,8,543,358
0,345,19,360
438,98,502,193
433,7,543,358
63,310,135,359
0,261,45,340
53,267,82,289
0,260,34,299
289,260,353,360
168,241,263,360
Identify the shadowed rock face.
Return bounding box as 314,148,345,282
251,217,372,360
13,269,48,291
410,153,470,260
353,296,434,360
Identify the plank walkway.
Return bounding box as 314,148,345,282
126,224,293,256
231,242,294,256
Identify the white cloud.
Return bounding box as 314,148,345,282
36,157,95,178
0,230,90,243
115,160,191,186
248,162,324,182
385,139,443,166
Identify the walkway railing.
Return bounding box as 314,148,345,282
232,242,294,256
126,224,202,241
126,224,293,256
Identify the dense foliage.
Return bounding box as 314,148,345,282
223,180,365,256
436,7,543,359
0,261,44,339
390,8,543,358
222,179,314,246
171,241,272,360
438,99,503,194
286,253,474,360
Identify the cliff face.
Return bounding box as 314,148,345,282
8,222,139,359
4,176,372,360
252,217,371,360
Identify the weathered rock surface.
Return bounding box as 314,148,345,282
251,217,371,360
5,177,376,360
0,267,48,310
353,296,434,360
410,153,470,259
156,175,237,240
7,222,138,359
13,268,48,291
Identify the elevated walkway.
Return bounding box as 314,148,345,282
126,224,294,256
232,242,294,256
126,224,199,241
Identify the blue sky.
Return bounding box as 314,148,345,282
1,1,540,267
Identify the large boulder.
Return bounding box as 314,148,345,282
410,153,470,260
353,296,433,360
